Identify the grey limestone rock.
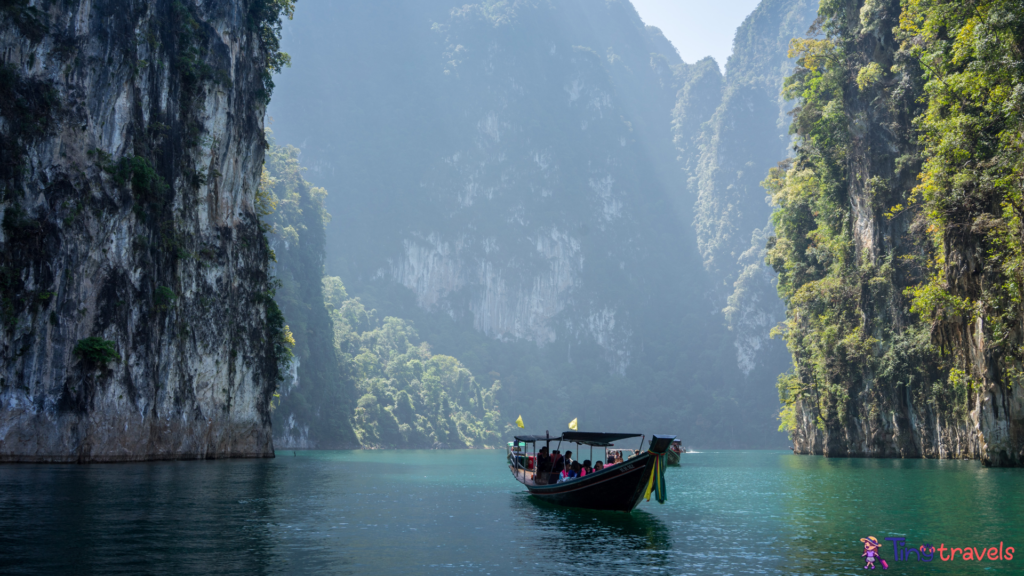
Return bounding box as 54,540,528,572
0,0,279,461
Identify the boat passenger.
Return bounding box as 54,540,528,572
594,461,604,471
536,447,550,469
536,444,552,471
606,453,616,466
549,450,565,484
582,460,593,475
564,450,574,467
560,461,582,482
535,447,551,484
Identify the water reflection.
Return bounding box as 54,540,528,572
510,492,673,571
0,460,289,575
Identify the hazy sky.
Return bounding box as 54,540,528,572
630,0,762,70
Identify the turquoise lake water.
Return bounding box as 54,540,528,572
1,450,1022,574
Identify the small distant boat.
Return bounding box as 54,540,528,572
507,431,675,512
665,439,685,466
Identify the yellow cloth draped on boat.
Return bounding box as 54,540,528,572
516,415,525,429
644,452,667,504
568,418,578,431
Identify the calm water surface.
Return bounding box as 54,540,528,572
1,450,1022,575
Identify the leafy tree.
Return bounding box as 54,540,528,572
73,337,121,366
325,276,507,448
900,0,1024,378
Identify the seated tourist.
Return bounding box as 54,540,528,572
594,460,604,471
570,461,582,478
559,461,582,482
564,450,574,467
582,460,593,475
536,447,550,469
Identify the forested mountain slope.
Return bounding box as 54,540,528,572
770,0,1024,466
267,0,817,447
0,0,291,461
262,140,506,449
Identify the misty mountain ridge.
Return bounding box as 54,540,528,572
266,0,818,448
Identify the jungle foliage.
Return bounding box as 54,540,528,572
899,0,1024,378
323,277,506,448
73,337,121,366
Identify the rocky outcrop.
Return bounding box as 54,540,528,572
0,1,281,461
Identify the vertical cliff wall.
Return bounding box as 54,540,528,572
0,0,285,461
769,0,1024,466
769,0,963,460
920,0,1024,467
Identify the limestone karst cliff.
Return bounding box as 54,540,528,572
0,0,291,461
770,0,1024,466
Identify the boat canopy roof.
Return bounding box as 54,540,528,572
513,431,643,446
561,431,642,446
513,434,562,443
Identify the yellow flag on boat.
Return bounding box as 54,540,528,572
516,415,525,429
568,418,578,431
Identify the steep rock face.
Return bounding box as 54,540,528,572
0,1,279,461
268,0,709,418
897,0,1024,467
357,0,687,376
673,0,819,377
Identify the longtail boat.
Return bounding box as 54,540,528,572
506,431,675,512
665,439,685,466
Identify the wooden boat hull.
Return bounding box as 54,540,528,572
665,449,681,466
513,452,658,512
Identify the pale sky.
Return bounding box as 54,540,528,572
630,0,763,71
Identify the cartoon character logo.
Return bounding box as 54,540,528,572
861,536,888,570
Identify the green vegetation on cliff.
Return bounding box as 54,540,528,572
769,0,1024,463
900,0,1024,381
260,135,357,448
